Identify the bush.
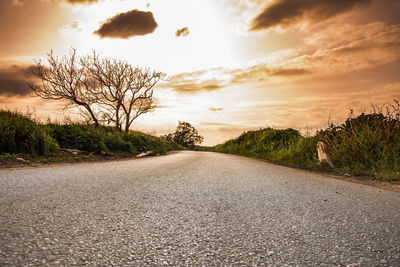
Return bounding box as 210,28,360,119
47,123,182,155
0,110,181,157
104,134,135,154
213,98,400,180
123,131,182,154
270,136,318,167
48,124,107,152
0,110,55,155
214,127,314,167
317,108,400,179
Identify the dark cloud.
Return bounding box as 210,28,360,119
0,65,37,96
64,0,99,4
176,27,190,37
251,0,371,31
209,107,223,112
94,9,158,39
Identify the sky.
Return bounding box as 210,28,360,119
0,0,399,145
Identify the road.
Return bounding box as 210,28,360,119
1,151,399,266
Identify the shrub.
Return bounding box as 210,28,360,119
0,110,54,155
317,107,400,179
104,134,135,154
123,131,182,154
47,124,107,152
214,127,312,166
271,136,318,167
47,123,181,155
213,98,400,180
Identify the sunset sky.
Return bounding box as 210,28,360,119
1,0,399,145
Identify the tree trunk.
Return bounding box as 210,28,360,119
124,119,130,133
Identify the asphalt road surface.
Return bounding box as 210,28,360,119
1,151,400,266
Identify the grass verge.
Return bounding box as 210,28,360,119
212,99,400,181
1,110,183,167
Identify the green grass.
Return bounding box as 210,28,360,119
46,123,183,155
317,110,400,180
1,110,182,157
213,128,318,169
0,110,56,155
212,99,400,181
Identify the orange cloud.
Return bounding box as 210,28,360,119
64,0,99,4
209,107,223,112
251,0,371,30
94,10,158,38
162,65,311,94
289,24,400,75
11,0,24,7
163,81,225,94
159,69,227,94
176,27,190,37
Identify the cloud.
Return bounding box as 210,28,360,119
176,27,190,37
209,107,223,112
251,0,371,30
164,81,225,94
290,23,400,75
162,21,400,95
70,20,80,29
60,20,82,34
159,69,228,94
94,9,158,38
11,0,24,7
0,65,37,96
228,65,311,84
161,65,312,94
63,0,99,4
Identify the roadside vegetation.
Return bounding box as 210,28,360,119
0,49,182,166
0,110,54,155
213,98,400,181
161,121,204,149
0,110,181,165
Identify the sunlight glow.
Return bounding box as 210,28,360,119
54,0,238,75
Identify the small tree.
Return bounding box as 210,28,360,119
30,49,100,127
81,51,127,130
82,51,162,132
160,133,174,142
30,49,163,132
120,68,161,133
166,121,204,148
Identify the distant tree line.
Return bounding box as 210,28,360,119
30,49,163,132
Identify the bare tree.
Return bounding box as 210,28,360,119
121,67,162,132
82,51,128,130
84,51,163,132
30,49,101,127
30,49,163,132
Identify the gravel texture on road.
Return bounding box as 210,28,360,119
1,151,400,266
